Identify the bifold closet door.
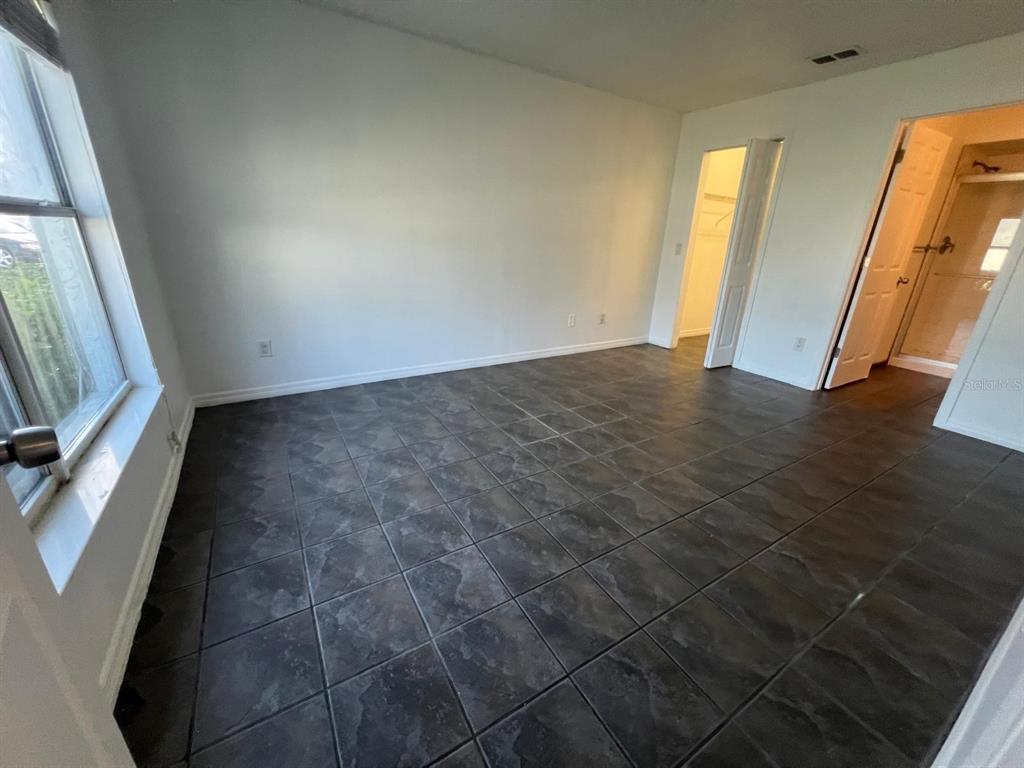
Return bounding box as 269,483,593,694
704,138,782,369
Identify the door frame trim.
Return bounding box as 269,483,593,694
671,143,746,345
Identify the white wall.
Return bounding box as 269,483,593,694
936,229,1024,451
649,32,1024,391
75,0,680,403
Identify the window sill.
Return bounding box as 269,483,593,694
32,386,163,593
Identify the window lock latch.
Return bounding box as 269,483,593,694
1,426,61,469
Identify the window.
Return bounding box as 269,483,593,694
980,217,1020,274
0,29,128,515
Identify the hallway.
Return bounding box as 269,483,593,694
116,338,1022,768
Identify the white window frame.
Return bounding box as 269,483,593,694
0,29,131,527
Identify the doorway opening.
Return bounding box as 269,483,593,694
677,146,746,340
676,139,782,369
825,102,1024,390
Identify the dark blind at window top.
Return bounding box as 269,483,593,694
0,0,61,65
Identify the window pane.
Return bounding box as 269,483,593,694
0,34,61,204
0,213,125,448
980,247,1007,274
0,356,44,504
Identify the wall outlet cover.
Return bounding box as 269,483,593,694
258,339,274,357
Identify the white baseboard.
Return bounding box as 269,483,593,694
193,336,648,407
730,359,817,391
677,328,710,339
932,416,1024,452
889,354,957,379
99,397,195,705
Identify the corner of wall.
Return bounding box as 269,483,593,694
97,397,195,703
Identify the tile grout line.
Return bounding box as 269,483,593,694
148,379,948,674
472,531,639,767
665,442,1014,768
166,425,1008,763
342,404,639,764
300,509,344,768
181,401,922,625
146,347,996,766
351,426,482,768
182,513,216,759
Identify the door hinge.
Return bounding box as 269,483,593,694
893,148,906,164
832,346,841,359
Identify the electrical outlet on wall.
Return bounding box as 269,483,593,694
567,314,576,328
793,337,806,352
258,339,274,357
598,313,606,325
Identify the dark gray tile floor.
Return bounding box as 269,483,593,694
116,337,1023,768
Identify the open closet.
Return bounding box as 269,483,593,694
675,139,782,368
676,147,745,339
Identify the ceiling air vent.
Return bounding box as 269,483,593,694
810,46,865,65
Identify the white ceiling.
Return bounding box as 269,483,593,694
303,0,1024,113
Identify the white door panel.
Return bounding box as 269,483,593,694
0,474,132,766
827,124,952,387
716,285,745,349
874,124,954,361
705,138,782,368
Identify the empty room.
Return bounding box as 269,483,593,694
2,1,1023,767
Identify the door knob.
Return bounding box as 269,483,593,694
1,426,61,469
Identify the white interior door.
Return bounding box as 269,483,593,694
704,138,782,368
0,477,133,766
873,124,953,362
825,124,951,388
